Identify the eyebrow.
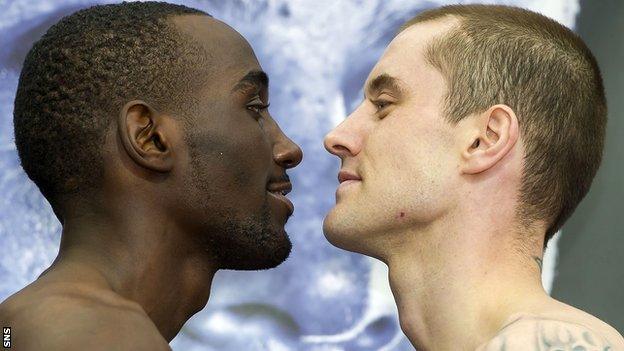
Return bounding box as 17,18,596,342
364,73,406,98
232,70,269,93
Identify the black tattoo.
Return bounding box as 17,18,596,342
480,317,613,351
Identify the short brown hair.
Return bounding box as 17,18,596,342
401,5,606,246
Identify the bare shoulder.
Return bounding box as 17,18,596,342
477,314,624,351
0,284,171,351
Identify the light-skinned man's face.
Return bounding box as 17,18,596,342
170,15,303,270
323,20,463,258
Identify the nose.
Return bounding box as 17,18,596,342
324,112,362,158
274,130,303,169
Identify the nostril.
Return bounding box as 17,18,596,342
275,145,303,169
330,144,350,155
324,132,351,156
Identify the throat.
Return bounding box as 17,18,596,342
386,249,548,350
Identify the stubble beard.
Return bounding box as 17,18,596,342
186,132,292,270
209,200,293,270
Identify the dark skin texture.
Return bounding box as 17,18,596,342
0,15,302,350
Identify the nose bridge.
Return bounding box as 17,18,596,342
324,103,368,157
269,118,303,169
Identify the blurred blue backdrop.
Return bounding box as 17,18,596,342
0,1,579,350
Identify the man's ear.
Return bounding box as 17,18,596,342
461,104,519,174
118,100,173,173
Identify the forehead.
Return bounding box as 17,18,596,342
170,15,262,89
366,18,458,94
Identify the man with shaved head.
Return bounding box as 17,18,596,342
324,4,624,350
0,2,302,349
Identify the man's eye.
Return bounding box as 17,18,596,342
372,100,390,111
246,101,270,115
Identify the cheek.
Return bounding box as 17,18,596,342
367,119,429,180
365,120,456,219
188,126,272,196
227,132,272,187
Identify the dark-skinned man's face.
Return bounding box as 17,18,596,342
172,15,303,270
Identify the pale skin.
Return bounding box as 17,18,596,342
323,18,624,351
0,15,302,350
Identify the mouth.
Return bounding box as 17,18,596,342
338,170,362,183
336,170,361,197
267,181,294,216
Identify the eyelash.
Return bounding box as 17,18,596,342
372,100,391,112
247,102,270,116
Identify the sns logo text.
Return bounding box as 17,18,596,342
2,327,10,348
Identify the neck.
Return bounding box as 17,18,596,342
42,207,217,341
385,216,550,350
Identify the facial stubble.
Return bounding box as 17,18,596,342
186,131,292,270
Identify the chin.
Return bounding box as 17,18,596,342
322,214,346,247
207,202,294,271
253,230,292,270
218,228,292,271
323,211,367,254
323,207,393,262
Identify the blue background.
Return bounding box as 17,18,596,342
2,1,608,350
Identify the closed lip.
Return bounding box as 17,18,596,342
338,170,361,183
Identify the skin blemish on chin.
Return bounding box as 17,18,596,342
395,211,406,219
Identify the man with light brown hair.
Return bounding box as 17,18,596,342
323,4,624,350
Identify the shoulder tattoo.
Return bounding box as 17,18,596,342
481,317,614,351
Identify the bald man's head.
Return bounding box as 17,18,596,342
13,2,212,211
